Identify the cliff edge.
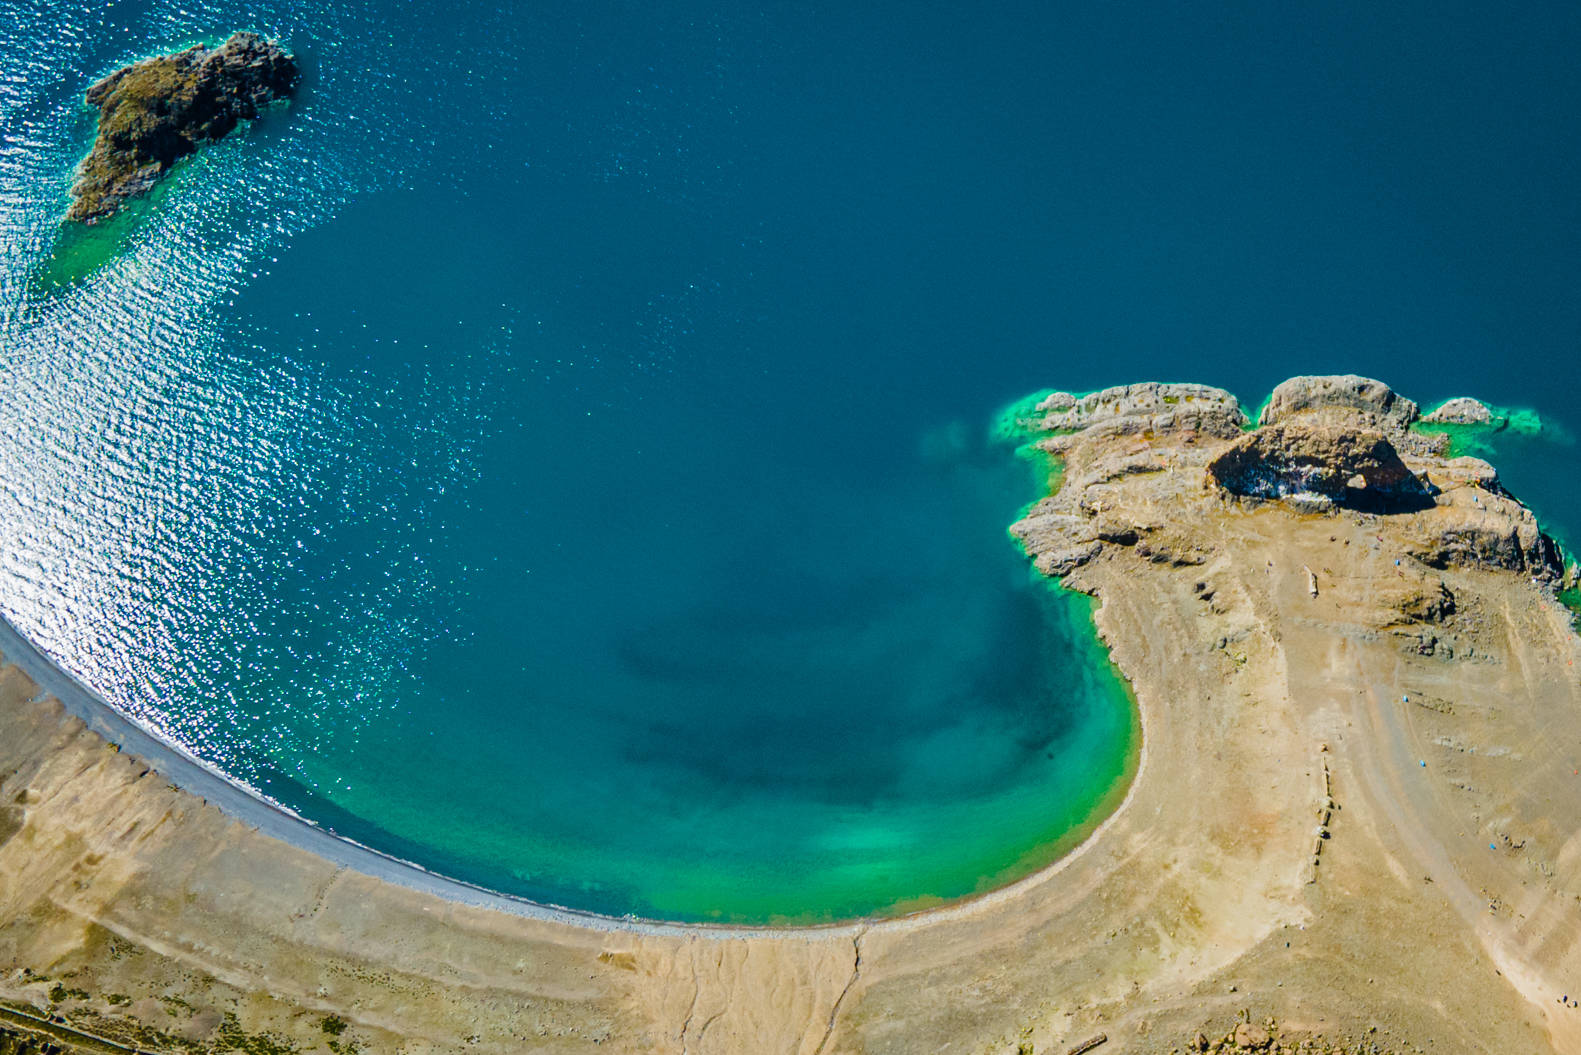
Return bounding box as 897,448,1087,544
1009,374,1563,586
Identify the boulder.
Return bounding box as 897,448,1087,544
1422,397,1498,426
1206,424,1429,508
1259,375,1418,433
1231,1023,1273,1050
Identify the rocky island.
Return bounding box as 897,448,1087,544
0,375,1580,1054
67,33,297,223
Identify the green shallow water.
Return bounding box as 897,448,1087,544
286,579,1139,924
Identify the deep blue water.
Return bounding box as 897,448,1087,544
0,0,1579,921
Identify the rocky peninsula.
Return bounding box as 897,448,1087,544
67,33,297,223
1,375,1580,1054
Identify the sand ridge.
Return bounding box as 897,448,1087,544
1,376,1579,1053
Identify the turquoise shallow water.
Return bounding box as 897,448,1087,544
1,1,1580,922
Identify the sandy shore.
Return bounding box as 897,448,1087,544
1,376,1580,1053
0,604,779,940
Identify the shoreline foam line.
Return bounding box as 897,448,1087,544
0,600,1144,939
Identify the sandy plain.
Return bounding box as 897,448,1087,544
0,376,1579,1054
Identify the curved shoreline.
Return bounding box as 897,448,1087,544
0,611,693,935
0,595,1145,939
5,376,1581,1052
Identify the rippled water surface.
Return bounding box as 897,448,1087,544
1,1,1580,921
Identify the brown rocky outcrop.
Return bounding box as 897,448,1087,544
1394,579,1457,623
1402,498,1563,581
1205,423,1427,508
1008,375,1566,587
1028,382,1247,439
1259,374,1419,432
68,32,298,223
1008,383,1247,576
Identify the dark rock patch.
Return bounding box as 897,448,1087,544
1405,507,1564,581
1207,424,1433,512
1397,580,1456,623
0,1028,67,1055
0,805,22,848
69,32,298,223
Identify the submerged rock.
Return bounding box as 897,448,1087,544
68,32,298,223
